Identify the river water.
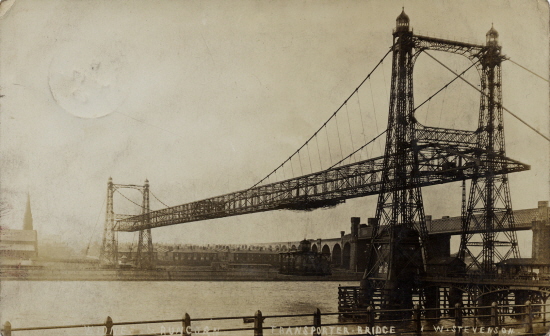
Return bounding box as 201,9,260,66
1,281,359,335
2,281,547,336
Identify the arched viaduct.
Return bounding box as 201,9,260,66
253,201,550,272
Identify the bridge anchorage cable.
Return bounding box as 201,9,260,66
506,57,549,83
424,51,550,142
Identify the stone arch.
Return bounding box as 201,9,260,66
332,244,342,267
342,242,351,269
311,244,318,253
322,244,331,256
291,245,297,250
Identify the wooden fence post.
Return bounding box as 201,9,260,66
3,321,11,336
105,316,113,336
313,308,322,336
543,299,547,326
454,303,462,336
491,302,499,336
473,305,477,329
413,305,422,336
183,313,191,336
525,301,533,334
254,310,263,336
366,306,375,330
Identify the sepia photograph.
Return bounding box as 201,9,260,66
0,0,549,335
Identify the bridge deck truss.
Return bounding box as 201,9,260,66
116,126,528,232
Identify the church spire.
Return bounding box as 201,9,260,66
23,193,33,230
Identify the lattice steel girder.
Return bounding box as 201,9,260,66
413,35,485,60
115,214,135,221
430,209,533,234
466,241,516,247
416,126,478,146
116,141,528,232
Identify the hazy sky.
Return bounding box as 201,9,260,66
1,0,548,255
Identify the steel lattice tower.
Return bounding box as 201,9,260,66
361,11,522,312
458,26,520,274
99,178,155,268
100,177,118,266
362,10,429,312
136,179,154,269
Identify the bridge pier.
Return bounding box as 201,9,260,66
426,235,451,260
425,216,452,261
533,201,550,263
349,217,360,272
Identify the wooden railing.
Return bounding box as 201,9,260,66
3,301,550,336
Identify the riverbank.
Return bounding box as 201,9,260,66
0,266,363,281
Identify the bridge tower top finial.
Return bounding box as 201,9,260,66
396,8,410,32
486,23,499,46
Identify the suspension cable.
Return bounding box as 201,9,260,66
438,88,448,127
306,143,313,173
356,92,368,158
413,59,479,114
249,46,394,189
424,51,550,142
331,58,474,169
368,79,383,154
298,152,304,176
507,57,549,83
325,126,333,164
335,112,345,162
424,98,431,124
316,137,323,170
151,191,170,208
328,130,387,170
116,190,145,209
345,103,356,161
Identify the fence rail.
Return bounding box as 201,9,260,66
3,301,550,336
